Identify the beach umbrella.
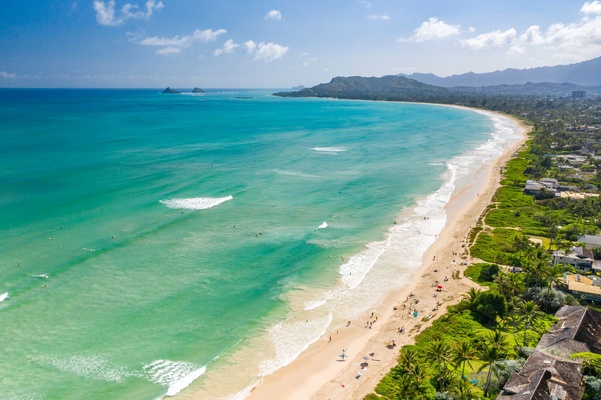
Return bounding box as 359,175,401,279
360,362,369,368
363,355,370,360
437,285,443,289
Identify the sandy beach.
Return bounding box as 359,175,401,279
247,111,530,400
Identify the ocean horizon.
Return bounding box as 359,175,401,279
0,89,520,399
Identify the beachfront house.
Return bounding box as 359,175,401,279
563,274,601,302
552,248,594,271
497,305,601,400
523,179,558,197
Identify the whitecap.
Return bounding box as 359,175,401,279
48,355,135,383
274,170,319,179
317,222,328,229
312,146,347,153
142,359,206,397
0,292,8,302
34,275,48,279
159,196,233,211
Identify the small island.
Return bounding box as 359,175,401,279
162,87,179,94
192,87,205,93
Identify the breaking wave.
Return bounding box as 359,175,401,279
143,359,207,397
159,196,233,211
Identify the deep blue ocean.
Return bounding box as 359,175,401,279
0,89,519,399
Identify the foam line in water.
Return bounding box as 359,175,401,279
0,292,8,302
317,222,327,229
312,146,347,153
159,196,233,211
143,359,206,397
48,355,135,383
274,169,320,178
259,313,332,377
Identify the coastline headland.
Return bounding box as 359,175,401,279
242,108,530,400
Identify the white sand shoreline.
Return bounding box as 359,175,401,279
245,109,531,400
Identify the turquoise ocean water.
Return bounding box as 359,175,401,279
0,89,519,399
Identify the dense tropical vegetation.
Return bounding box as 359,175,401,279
361,91,601,398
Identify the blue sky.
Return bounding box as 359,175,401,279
2,0,601,88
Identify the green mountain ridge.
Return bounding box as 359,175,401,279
274,75,447,100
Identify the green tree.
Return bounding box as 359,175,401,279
425,339,453,391
478,345,507,397
518,300,542,345
464,287,482,311
453,341,477,380
450,378,478,400
472,291,508,323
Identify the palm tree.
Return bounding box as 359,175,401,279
493,270,512,299
464,287,481,311
407,362,429,382
399,347,420,371
486,329,508,350
519,300,541,346
397,373,420,399
425,339,453,391
478,345,507,397
512,233,531,253
450,378,477,400
453,341,477,380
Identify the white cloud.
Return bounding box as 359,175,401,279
458,3,601,62
404,17,461,42
368,14,390,21
0,71,16,78
137,28,227,55
245,41,288,62
460,28,517,49
214,39,239,56
581,1,601,14
93,0,163,26
265,10,282,20
244,40,257,54
357,0,372,8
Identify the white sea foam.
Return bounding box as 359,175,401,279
3,390,44,400
317,221,328,229
339,243,387,290
159,196,233,211
275,169,320,178
312,146,347,153
224,383,259,400
48,355,135,383
259,314,332,376
0,292,9,302
34,274,48,279
143,359,206,397
303,299,326,310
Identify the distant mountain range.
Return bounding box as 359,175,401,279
400,56,601,87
